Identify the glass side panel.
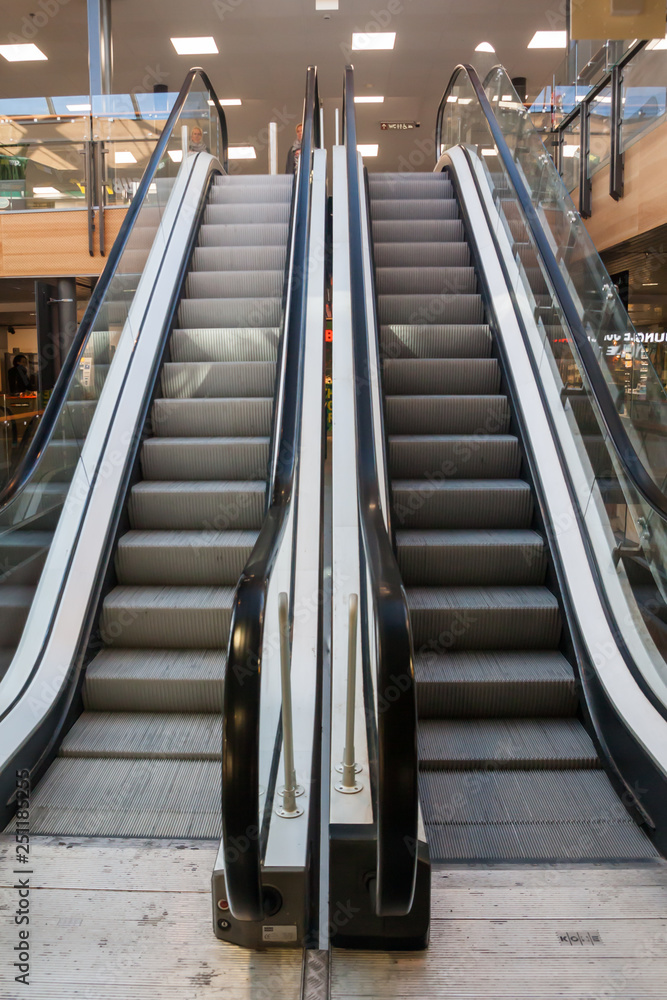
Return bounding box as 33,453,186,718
621,48,667,153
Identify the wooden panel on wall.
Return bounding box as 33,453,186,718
583,122,667,252
0,206,128,277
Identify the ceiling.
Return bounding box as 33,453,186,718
0,0,567,172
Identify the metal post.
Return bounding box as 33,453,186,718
335,106,340,145
181,124,189,160
320,105,324,148
276,592,304,818
87,0,113,98
56,279,77,362
268,122,278,174
335,594,362,794
579,101,592,219
610,63,624,201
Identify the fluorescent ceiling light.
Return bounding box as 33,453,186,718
33,186,60,195
528,30,567,48
354,95,384,103
168,149,183,162
114,150,137,164
647,34,667,50
447,95,458,103
228,146,256,159
352,32,395,50
219,98,242,106
475,42,495,53
171,36,218,55
66,103,91,112
501,94,512,101
458,98,472,105
481,148,497,156
643,282,659,286
357,143,379,156
0,43,47,62
563,145,580,157
316,0,339,8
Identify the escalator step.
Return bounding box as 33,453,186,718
380,324,491,359
0,586,34,645
151,397,272,437
396,528,546,585
418,718,598,770
115,529,257,586
160,361,276,398
26,757,222,838
385,394,509,435
392,479,533,529
204,202,291,225
100,585,234,648
60,711,222,759
0,481,68,530
378,292,484,326
192,246,287,272
83,648,226,712
208,184,292,204
64,399,97,438
419,770,658,861
370,199,458,221
374,241,469,268
128,480,265,531
140,437,269,481
169,327,280,363
372,219,465,243
368,176,453,200
213,173,293,186
384,358,499,395
415,649,576,718
389,435,520,479
198,222,290,247
178,296,281,329
408,585,561,650
185,270,284,299
375,266,477,295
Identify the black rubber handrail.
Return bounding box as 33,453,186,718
220,66,320,923
0,67,228,513
343,65,419,917
435,62,667,522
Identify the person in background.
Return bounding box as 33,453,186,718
188,126,208,153
285,122,303,174
7,354,32,395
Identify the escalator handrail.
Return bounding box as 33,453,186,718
220,66,320,923
434,62,667,523
342,64,419,917
0,67,228,514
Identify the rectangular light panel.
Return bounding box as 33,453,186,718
171,37,219,55
0,44,48,62
352,32,395,50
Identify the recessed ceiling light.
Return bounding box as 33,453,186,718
501,94,512,101
316,0,338,8
528,31,567,48
67,103,91,112
458,98,473,105
354,96,384,103
643,282,659,286
114,151,137,164
563,145,580,157
447,95,458,103
219,98,242,106
171,36,218,55
352,32,395,50
168,150,183,162
475,42,495,53
357,144,379,156
481,148,497,156
647,34,667,50
228,146,256,159
0,43,47,62
33,186,60,195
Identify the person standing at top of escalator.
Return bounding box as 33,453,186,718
285,122,303,174
188,126,208,153
7,354,32,395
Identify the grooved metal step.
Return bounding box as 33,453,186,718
378,293,484,326
415,650,577,718
368,176,453,199
384,358,500,395
100,585,234,649
419,770,659,862
178,297,281,329
374,242,469,268
385,395,509,435
140,437,269,481
372,219,465,243
389,435,521,479
169,327,280,363
392,479,533,529
115,529,257,585
0,481,67,529
396,529,546,585
407,586,561,650
151,398,272,437
160,361,275,398
380,324,491,359
0,586,33,644
185,270,283,299
208,184,292,204
60,711,222,759
376,266,477,295
198,222,289,247
192,246,287,272
418,718,598,770
370,199,459,221
128,481,265,530
27,757,222,838
83,648,226,712
204,202,290,225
